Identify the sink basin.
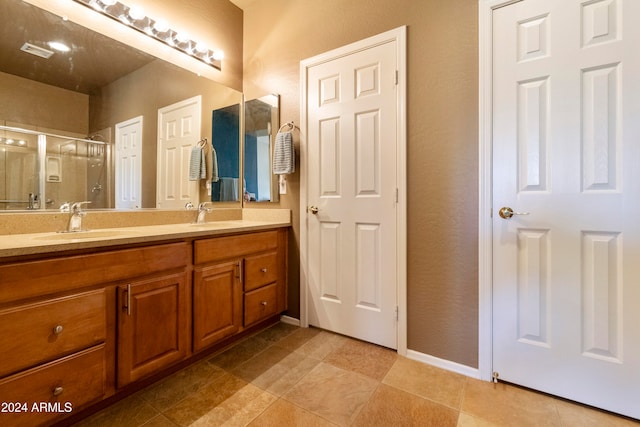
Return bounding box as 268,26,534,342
34,230,139,241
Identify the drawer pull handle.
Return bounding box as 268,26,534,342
53,386,64,396
261,268,268,273
261,301,268,306
53,325,64,335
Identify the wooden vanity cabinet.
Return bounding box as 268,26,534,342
116,270,189,387
193,228,288,352
192,260,243,352
0,227,286,425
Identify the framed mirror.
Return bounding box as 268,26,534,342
243,94,280,203
211,103,241,202
0,0,242,210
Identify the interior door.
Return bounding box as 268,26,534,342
157,96,201,209
304,36,399,349
492,0,640,418
115,116,142,209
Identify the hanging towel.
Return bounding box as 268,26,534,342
203,142,219,183
219,177,239,201
273,131,295,175
189,143,204,181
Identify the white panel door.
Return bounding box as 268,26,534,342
115,116,142,209
304,36,399,349
492,0,640,418
157,96,201,209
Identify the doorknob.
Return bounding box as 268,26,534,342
498,207,530,219
307,206,319,214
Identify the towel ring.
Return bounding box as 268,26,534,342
277,121,296,133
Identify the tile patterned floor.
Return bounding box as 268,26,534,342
75,323,639,426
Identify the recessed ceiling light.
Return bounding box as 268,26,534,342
48,41,71,52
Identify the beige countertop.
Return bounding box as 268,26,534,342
0,209,290,259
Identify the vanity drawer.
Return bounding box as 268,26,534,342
194,231,279,264
0,344,106,426
0,289,106,378
0,243,188,304
244,251,278,292
244,283,278,326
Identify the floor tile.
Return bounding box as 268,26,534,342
457,412,500,427
74,393,159,427
162,372,249,426
289,330,351,360
383,356,466,409
554,399,640,427
207,335,271,370
248,398,338,426
233,345,320,396
139,359,226,409
140,414,179,426
353,383,459,427
254,322,299,343
273,326,322,352
324,338,397,381
461,379,561,426
283,362,379,426
188,383,277,426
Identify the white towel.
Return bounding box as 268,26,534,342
272,131,295,175
219,177,239,201
208,145,219,183
189,144,204,181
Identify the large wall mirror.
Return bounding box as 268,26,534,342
244,94,280,203
0,0,242,210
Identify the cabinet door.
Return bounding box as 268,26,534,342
117,271,188,387
193,261,243,352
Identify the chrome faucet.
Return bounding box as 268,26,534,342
60,201,91,232
195,202,212,224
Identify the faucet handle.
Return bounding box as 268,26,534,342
71,201,91,213
59,202,71,213
185,202,195,210
198,202,213,212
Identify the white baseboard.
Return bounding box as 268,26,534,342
280,315,301,326
406,349,481,379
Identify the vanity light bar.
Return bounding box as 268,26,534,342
71,0,223,70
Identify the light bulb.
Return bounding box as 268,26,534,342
212,50,224,61
128,6,145,21
153,20,168,33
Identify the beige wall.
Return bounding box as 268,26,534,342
242,0,479,367
0,71,89,133
130,0,244,92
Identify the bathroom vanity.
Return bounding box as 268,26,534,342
0,215,289,426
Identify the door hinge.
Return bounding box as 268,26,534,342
395,305,399,321
395,70,399,85
395,188,399,203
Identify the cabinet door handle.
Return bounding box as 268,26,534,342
260,268,268,273
261,301,268,306
53,386,64,396
53,325,64,335
123,284,131,315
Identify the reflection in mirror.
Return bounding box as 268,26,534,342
0,0,242,210
211,104,241,202
244,94,280,203
0,126,110,210
0,128,37,210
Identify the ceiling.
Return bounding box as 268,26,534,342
0,0,156,95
